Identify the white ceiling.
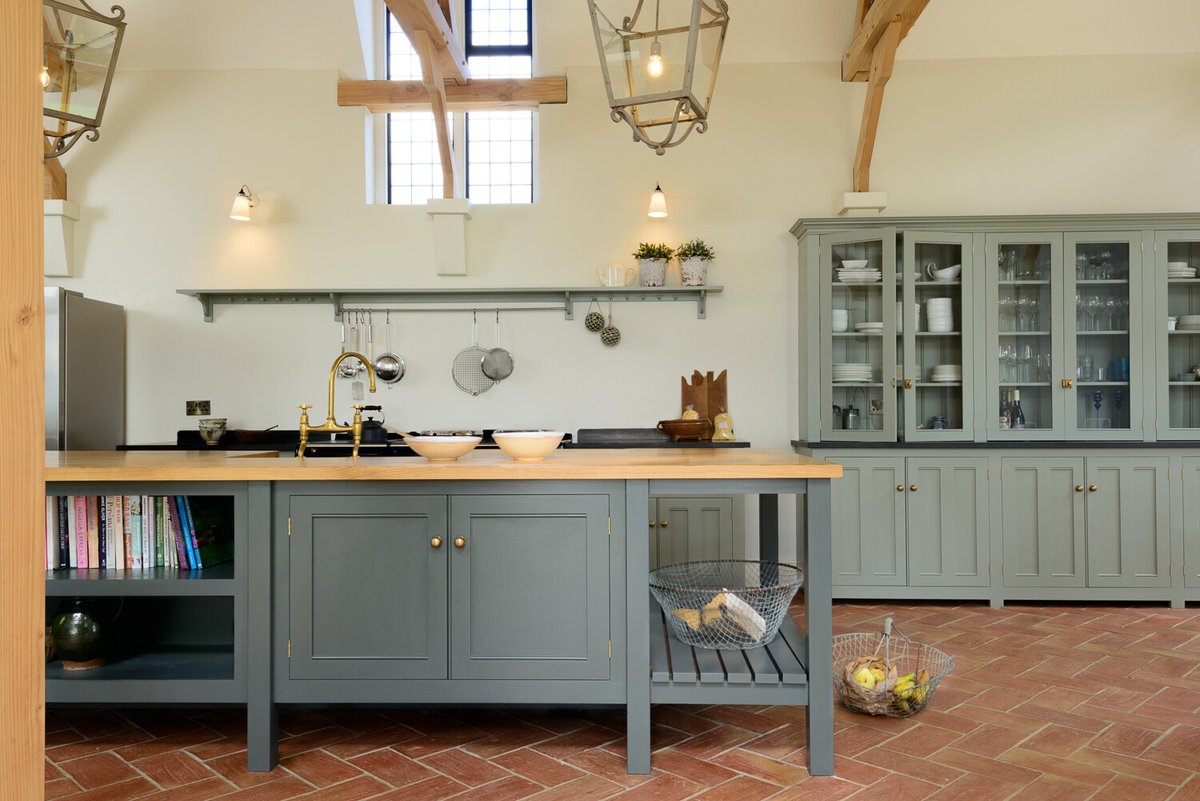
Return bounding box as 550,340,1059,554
111,0,1200,74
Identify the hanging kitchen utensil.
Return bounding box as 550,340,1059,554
337,318,358,378
600,299,621,346
452,310,494,396
351,311,366,401
481,310,514,382
374,310,406,386
584,299,605,333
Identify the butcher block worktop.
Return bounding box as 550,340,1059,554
45,448,841,482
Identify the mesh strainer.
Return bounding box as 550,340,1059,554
452,311,494,396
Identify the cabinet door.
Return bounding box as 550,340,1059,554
288,495,447,680
1085,458,1170,587
901,232,976,442
1063,232,1144,440
906,458,989,587
1184,458,1200,588
649,497,734,569
984,233,1066,440
1000,458,1086,587
828,457,906,586
819,229,898,442
1155,230,1200,439
449,495,610,680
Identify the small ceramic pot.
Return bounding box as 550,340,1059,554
680,257,709,286
638,258,667,287
50,597,116,670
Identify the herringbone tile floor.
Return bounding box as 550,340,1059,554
44,602,1200,800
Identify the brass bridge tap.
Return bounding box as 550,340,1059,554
297,352,377,458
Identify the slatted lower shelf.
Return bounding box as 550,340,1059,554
649,599,809,705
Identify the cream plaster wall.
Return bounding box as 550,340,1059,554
50,5,1200,445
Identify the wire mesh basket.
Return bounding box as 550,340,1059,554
649,560,804,650
831,617,954,718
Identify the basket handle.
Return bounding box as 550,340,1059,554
882,617,893,638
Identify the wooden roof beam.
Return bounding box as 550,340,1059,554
384,0,469,85
852,19,900,192
337,77,567,112
842,0,929,82
411,29,457,199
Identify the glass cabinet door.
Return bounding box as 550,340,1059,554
819,229,896,442
1156,230,1200,439
900,232,975,441
984,233,1065,439
1064,232,1143,439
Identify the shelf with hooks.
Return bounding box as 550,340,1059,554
177,286,722,322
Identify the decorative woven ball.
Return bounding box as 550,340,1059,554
584,311,605,332
600,325,621,346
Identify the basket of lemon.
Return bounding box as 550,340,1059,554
831,617,953,717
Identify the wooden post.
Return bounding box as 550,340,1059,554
412,28,457,199
851,19,900,193
0,0,47,795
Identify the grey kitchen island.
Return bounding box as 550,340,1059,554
45,449,841,775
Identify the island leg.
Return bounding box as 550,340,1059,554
802,480,834,775
625,479,651,774
247,482,277,771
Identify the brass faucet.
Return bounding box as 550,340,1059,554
297,351,377,458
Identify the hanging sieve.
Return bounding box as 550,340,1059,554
481,310,514,382
373,310,406,386
452,310,494,396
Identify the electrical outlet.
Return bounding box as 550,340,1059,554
186,400,211,416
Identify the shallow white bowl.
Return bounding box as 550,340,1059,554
492,431,566,462
839,259,869,270
403,435,482,461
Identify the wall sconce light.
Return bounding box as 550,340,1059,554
229,185,257,221
647,183,668,218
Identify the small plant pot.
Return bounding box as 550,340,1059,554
638,258,668,287
680,257,710,286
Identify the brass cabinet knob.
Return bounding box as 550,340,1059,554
430,536,443,549
909,484,918,492
659,521,669,528
1088,484,1098,493
1062,378,1074,389
897,484,905,492
648,520,657,528
903,378,914,390
454,536,467,549
1075,485,1085,493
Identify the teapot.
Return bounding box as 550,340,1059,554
598,264,636,287
359,406,388,443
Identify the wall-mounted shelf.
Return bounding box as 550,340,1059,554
177,286,723,322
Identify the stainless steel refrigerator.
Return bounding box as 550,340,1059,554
45,288,125,450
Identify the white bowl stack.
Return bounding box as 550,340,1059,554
1168,261,1197,279
925,298,954,333
837,260,882,284
832,362,873,383
928,364,963,383
1179,315,1200,331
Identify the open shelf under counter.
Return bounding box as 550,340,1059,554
46,563,236,596
46,647,240,704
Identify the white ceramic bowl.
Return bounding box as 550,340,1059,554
839,259,869,270
403,435,482,461
1168,261,1190,269
492,431,566,462
929,264,962,281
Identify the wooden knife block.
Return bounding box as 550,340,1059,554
680,370,728,426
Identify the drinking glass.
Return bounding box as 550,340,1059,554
1084,295,1103,331
999,294,1017,330
1003,344,1018,381
1027,296,1040,330
999,250,1017,281
1075,291,1085,330
1103,296,1119,330
1077,354,1095,382
1118,297,1130,329
1016,296,1032,331
1019,344,1034,382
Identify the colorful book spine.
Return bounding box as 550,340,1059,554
45,496,55,570
164,499,176,569
182,496,202,569
66,496,77,568
106,496,121,570
73,496,88,569
156,497,165,568
86,496,100,569
170,496,188,569
95,496,106,569
56,496,69,569
175,496,196,569
130,495,143,569
143,494,155,570
119,495,131,570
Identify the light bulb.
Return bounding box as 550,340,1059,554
647,40,663,78
40,64,50,88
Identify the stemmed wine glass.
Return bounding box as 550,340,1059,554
1084,295,1104,331
999,294,1017,330
1103,296,1120,331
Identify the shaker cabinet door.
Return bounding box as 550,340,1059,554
649,497,735,570
288,495,448,680
449,495,610,680
906,458,990,587
1000,458,1086,587
1184,458,1200,588
1084,458,1170,588
828,457,906,587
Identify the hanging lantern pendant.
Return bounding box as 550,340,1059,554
588,0,730,155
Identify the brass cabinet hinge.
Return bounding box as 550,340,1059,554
608,640,612,659
608,517,612,536
287,639,292,658
988,563,992,575
288,517,292,537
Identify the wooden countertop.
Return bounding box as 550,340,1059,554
46,449,841,482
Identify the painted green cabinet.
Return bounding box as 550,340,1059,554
1000,458,1086,588
1084,458,1170,588
906,458,989,587
287,493,611,682
647,496,737,570
829,457,906,586
1185,458,1200,588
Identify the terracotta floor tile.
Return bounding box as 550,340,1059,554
1019,723,1097,757
494,747,586,787
208,777,315,800
1070,746,1193,786
564,748,650,789
949,723,1029,758
290,776,393,801
650,707,719,736
879,722,962,758
852,743,964,786
839,772,940,801
741,724,808,759
134,778,240,801
999,745,1114,786
668,725,757,761
929,747,1040,787
711,747,810,787
419,747,512,787
54,776,158,801
531,727,624,760
650,749,737,786
132,751,217,789
57,752,137,790
446,776,541,801
280,750,363,789
1169,776,1200,801
766,777,861,801
1009,774,1094,801
676,776,777,801
601,774,701,801
116,731,227,763
45,778,82,801
829,723,895,757
46,729,154,763
921,772,1016,801
204,751,293,790
1089,774,1175,801
1090,722,1161,757
522,774,624,801
1143,725,1200,770
347,748,435,788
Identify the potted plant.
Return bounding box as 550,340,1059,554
632,242,674,287
676,238,716,286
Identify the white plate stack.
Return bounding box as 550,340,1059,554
832,362,873,382
896,302,921,333
1179,315,1200,331
854,321,884,334
928,364,963,383
925,298,954,333
1168,261,1197,279
837,261,882,284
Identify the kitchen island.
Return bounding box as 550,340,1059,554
45,449,840,775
